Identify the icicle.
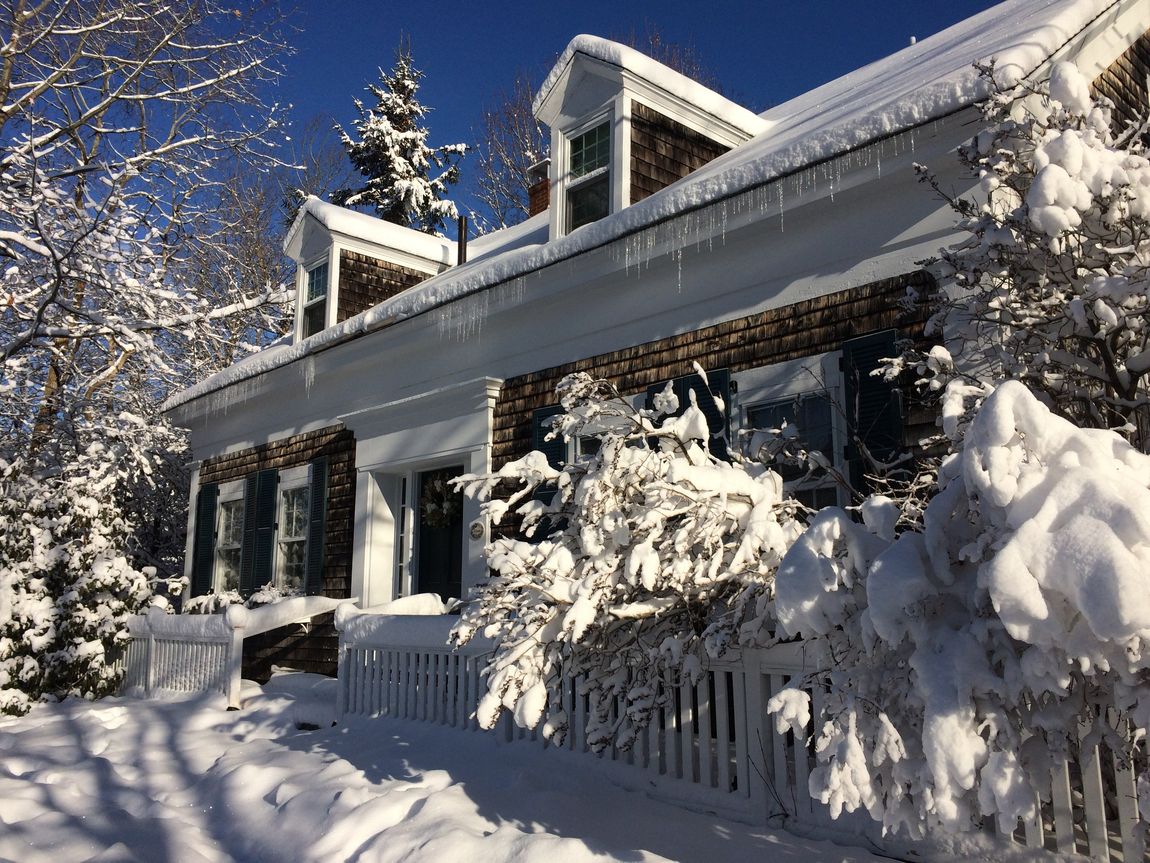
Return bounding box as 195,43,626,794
302,355,316,397
777,183,785,233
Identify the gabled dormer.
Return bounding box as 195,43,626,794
533,36,767,239
283,197,455,341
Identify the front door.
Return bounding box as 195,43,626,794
413,466,464,601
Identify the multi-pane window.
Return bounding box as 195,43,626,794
747,393,839,510
277,484,310,591
215,497,244,592
301,261,329,339
191,458,327,600
570,123,610,178
567,122,610,231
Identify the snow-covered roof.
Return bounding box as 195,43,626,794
165,0,1131,415
755,0,1123,139
467,211,549,261
533,35,768,138
283,196,454,267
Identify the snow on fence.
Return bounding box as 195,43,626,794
121,606,247,708
336,609,1148,861
121,597,341,709
1010,706,1146,862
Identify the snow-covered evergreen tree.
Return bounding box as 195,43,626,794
333,46,466,234
452,371,802,750
0,423,187,716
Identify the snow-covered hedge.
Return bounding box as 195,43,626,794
452,371,803,750
770,380,1150,836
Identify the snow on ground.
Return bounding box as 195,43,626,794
0,679,890,863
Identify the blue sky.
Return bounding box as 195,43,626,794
276,0,1004,207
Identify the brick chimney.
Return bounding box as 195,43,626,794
527,158,550,217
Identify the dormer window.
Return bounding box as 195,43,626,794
567,120,611,231
301,260,330,339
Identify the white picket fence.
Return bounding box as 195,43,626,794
336,610,1148,862
121,597,343,709
121,606,247,707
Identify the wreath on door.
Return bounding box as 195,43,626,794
419,473,462,529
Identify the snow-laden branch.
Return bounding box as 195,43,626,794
452,372,802,750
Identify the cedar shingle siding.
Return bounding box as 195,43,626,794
492,271,934,469
198,426,355,680
630,101,729,205
241,612,339,683
337,249,426,322
1091,28,1150,139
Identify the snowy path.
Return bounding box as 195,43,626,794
0,686,892,863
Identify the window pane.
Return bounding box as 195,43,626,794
795,484,839,511
303,301,326,338
306,263,328,301
216,549,241,592
280,487,310,539
218,499,245,548
279,540,306,591
215,499,244,592
277,486,310,591
570,123,609,178
747,394,833,482
568,174,610,230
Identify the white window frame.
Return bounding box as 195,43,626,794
554,112,614,236
274,464,311,592
735,352,846,508
214,479,246,594
298,255,333,341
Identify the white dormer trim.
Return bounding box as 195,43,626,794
285,197,456,342
550,109,622,239
294,251,337,343
537,36,765,241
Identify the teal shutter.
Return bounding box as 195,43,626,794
645,368,731,458
239,468,278,596
305,457,328,595
843,330,902,490
190,483,219,596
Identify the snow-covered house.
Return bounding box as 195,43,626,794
163,0,1150,676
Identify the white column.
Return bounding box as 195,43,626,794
181,461,201,603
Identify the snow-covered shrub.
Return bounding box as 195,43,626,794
903,62,1150,445
183,582,301,615
451,371,803,750
770,380,1150,837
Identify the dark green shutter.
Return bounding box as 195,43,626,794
305,457,328,596
533,405,567,468
239,468,278,596
645,368,731,459
843,330,902,490
190,483,219,596
532,405,566,506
